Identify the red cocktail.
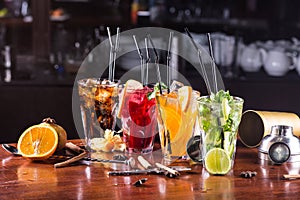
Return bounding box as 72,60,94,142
119,82,157,154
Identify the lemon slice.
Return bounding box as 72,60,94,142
117,79,143,118
204,148,231,175
178,86,192,112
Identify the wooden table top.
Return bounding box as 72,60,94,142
1,140,299,200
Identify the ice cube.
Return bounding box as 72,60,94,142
85,78,98,87
95,87,113,104
169,80,184,92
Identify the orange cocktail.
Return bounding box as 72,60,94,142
156,85,199,163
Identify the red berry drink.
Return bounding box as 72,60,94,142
120,86,157,154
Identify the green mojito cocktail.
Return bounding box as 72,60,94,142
198,90,244,175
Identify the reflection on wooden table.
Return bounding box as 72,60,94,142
1,139,300,199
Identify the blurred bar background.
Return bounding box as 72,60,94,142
1,0,300,143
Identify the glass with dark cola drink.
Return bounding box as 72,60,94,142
78,78,119,152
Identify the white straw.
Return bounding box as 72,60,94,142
112,27,120,81
197,50,212,94
107,27,114,81
107,27,113,47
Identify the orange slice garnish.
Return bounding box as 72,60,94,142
157,92,182,141
17,124,58,160
178,86,192,112
163,106,182,140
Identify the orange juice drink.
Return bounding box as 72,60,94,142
156,86,199,163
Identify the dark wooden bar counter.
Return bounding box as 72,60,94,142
1,140,300,199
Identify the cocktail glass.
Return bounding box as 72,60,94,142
156,86,199,163
198,92,244,175
78,78,119,152
119,85,157,154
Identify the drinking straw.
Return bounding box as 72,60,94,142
145,38,150,85
166,31,174,93
207,33,218,93
132,35,145,86
147,34,162,94
184,27,212,94
112,27,120,81
107,27,114,81
206,33,223,147
106,27,120,82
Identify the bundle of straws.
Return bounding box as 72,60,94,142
107,27,120,82
185,27,219,94
132,32,174,94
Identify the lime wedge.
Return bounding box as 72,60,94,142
204,148,231,175
222,98,231,121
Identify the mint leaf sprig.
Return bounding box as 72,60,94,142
147,82,168,100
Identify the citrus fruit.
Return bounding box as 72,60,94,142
204,148,231,175
178,86,192,112
156,92,182,140
117,79,143,118
41,118,67,151
17,124,59,160
163,106,181,141
222,98,231,121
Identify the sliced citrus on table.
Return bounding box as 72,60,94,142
178,86,192,112
204,148,231,175
17,124,59,160
117,79,143,118
41,117,67,151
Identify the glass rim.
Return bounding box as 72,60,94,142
197,95,244,103
155,89,200,97
77,78,120,87
118,84,154,91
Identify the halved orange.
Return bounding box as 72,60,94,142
17,124,58,160
41,120,67,151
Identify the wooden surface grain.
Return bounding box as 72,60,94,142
1,140,299,199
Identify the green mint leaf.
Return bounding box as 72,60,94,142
147,82,167,100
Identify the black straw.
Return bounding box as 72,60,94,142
166,31,174,93
145,38,150,85
184,27,212,94
207,33,218,93
147,34,162,94
133,35,145,86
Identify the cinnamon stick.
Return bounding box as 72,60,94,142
283,174,300,179
65,142,84,154
54,150,88,168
